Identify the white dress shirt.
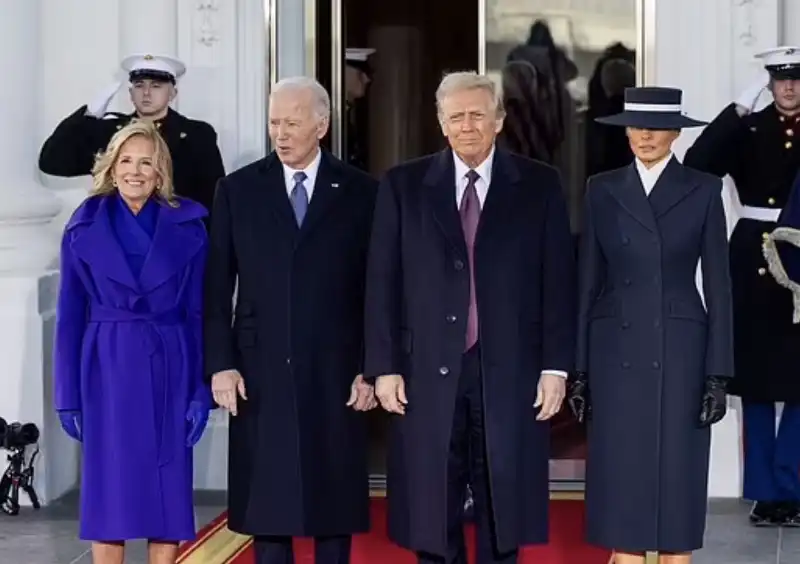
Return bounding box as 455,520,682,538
635,153,673,195
452,148,567,380
283,149,322,200
454,147,494,208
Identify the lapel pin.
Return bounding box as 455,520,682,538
180,132,187,138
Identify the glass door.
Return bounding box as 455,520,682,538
480,0,643,487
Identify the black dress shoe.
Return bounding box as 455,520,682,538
779,502,800,527
750,501,782,526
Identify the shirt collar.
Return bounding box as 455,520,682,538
453,146,495,184
282,149,323,194
635,153,673,180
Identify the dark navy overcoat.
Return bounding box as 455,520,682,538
364,148,576,555
577,158,734,552
203,151,377,536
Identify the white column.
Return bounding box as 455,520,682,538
0,0,62,272
114,0,179,113
39,0,120,232
0,0,67,506
118,0,178,59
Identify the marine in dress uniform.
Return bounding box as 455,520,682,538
345,48,374,172
39,54,225,221
683,46,800,526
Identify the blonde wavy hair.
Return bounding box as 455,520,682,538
90,119,177,206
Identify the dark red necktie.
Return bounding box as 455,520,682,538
460,170,481,350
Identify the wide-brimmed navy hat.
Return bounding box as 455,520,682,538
595,87,707,129
763,175,800,323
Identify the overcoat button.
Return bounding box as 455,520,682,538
652,361,660,369
286,357,291,364
758,267,766,276
622,237,630,245
621,321,630,329
439,366,450,376
454,260,464,270
621,361,630,369
768,197,776,205
446,315,457,323
624,278,631,286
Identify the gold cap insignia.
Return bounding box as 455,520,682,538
143,54,154,60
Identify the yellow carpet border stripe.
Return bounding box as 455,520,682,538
180,525,250,564
176,517,227,563
223,538,255,564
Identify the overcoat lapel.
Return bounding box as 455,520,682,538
424,149,467,259
69,196,206,294
70,196,139,291
647,157,699,219
257,153,298,231
255,151,347,240
607,165,658,233
299,152,346,238
138,201,206,293
475,149,521,247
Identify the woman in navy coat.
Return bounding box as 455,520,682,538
569,87,734,564
53,120,211,564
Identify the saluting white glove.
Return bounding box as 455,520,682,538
85,81,125,118
734,71,770,114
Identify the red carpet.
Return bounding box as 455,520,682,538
226,498,610,563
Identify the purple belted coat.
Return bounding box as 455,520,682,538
53,194,208,541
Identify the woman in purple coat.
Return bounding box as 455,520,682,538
53,119,212,564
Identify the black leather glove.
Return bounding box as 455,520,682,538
699,376,728,427
567,372,591,423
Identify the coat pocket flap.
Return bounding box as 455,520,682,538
668,299,707,323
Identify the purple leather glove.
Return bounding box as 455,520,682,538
58,410,82,442
185,387,212,447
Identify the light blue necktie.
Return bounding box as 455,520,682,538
290,171,308,226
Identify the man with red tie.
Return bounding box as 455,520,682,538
363,71,576,564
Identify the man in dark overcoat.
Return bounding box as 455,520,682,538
38,54,224,221
364,71,576,564
203,76,378,564
684,45,800,525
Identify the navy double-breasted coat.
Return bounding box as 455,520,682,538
364,148,576,555
577,158,734,552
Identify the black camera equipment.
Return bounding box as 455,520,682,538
0,417,41,515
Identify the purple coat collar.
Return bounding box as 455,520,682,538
65,194,207,293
